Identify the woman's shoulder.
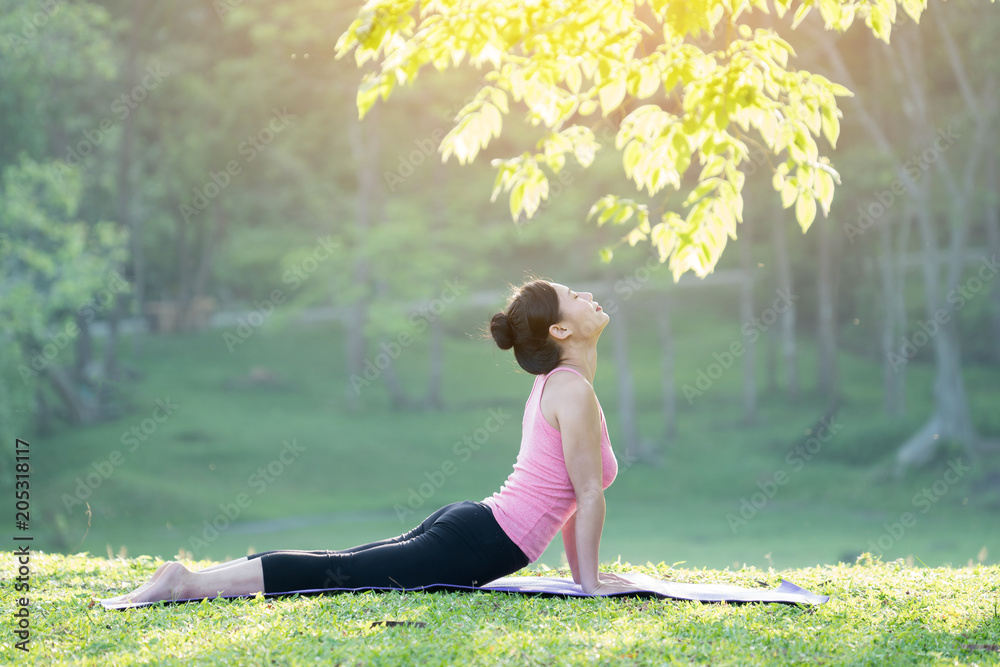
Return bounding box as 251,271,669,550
544,366,592,387
539,367,597,411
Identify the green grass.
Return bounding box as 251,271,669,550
2,553,998,665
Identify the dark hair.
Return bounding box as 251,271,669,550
489,280,563,375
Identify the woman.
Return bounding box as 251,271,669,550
105,279,640,605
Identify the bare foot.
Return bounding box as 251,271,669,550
104,561,190,605
102,561,169,605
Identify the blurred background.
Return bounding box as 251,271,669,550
1,0,997,572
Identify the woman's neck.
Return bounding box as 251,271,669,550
558,344,598,383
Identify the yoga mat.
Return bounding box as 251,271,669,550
101,572,828,610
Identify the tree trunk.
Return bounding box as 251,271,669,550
656,294,676,440
889,24,988,473
986,155,1000,365
738,223,757,424
816,215,837,398
177,204,223,331
815,23,984,471
34,387,53,435
772,211,798,400
609,300,642,463
877,213,904,416
869,32,905,417
426,314,444,410
47,365,94,425
891,209,913,415
73,311,92,385
374,283,409,410
99,299,122,412
124,0,146,329
344,109,378,409
174,193,190,307
424,157,447,410
894,179,980,474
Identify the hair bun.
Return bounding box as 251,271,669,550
490,312,515,350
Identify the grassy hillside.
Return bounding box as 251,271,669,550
1,553,997,665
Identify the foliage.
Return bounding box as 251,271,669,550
0,158,126,340
335,0,931,280
0,0,118,166
2,553,998,665
0,156,127,442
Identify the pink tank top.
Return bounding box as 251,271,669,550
481,367,618,562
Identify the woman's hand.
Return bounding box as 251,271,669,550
582,572,644,596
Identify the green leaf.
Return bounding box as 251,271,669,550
902,0,926,24
356,75,381,119
510,181,525,219
683,178,719,207
598,76,627,116
820,105,841,147
636,63,660,99
489,87,510,114
565,62,583,94
612,205,635,225
598,202,620,226
815,168,835,215
698,155,725,181
780,180,797,209
521,173,548,218
795,191,817,231
791,3,811,29
623,141,642,178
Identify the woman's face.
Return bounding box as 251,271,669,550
549,282,609,340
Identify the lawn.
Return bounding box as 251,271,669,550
1,553,998,665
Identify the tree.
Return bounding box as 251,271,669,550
0,0,127,443
334,0,933,281
0,157,128,427
814,4,996,471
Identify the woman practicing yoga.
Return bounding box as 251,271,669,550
105,279,642,605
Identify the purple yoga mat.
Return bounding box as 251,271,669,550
100,572,828,609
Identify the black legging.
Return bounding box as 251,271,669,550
247,500,530,594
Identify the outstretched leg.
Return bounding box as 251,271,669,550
196,557,248,573
105,558,264,605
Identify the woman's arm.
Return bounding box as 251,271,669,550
561,511,581,584
552,376,606,594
